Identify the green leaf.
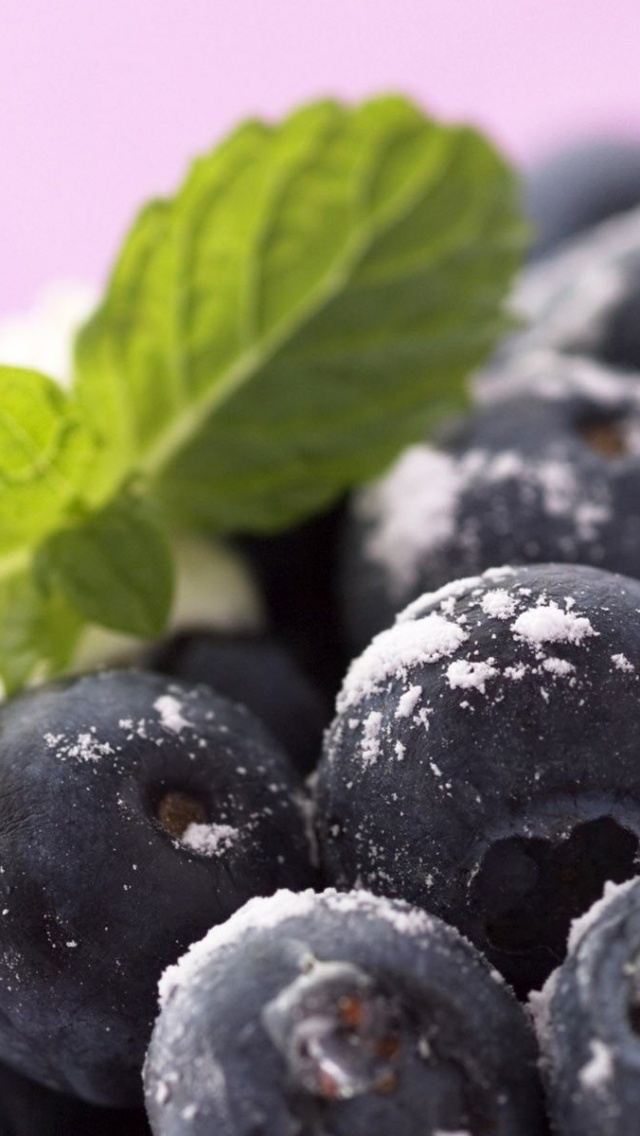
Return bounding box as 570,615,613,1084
37,495,175,639
0,96,526,698
0,558,83,695
0,367,95,554
75,95,527,533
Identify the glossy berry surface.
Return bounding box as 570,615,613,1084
144,889,546,1136
534,877,640,1136
0,670,314,1107
146,631,330,776
317,563,640,997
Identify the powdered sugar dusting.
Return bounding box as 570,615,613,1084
361,711,383,767
612,653,635,673
567,877,639,954
323,889,435,938
357,420,612,600
446,659,498,693
338,614,468,711
357,447,461,596
579,1040,614,1093
512,602,596,649
541,657,575,677
158,891,318,1006
44,730,115,763
179,823,238,857
480,589,517,620
158,889,435,1008
397,576,482,623
395,685,422,718
154,695,193,734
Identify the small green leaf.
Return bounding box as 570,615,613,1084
75,95,527,534
0,558,83,695
0,367,95,553
37,495,175,639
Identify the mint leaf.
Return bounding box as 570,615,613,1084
75,95,527,533
36,495,175,638
0,96,526,697
0,367,95,554
0,561,83,694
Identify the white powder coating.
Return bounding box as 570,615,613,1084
541,657,575,677
476,210,640,412
359,428,611,601
397,575,482,623
535,459,579,518
612,653,635,673
337,614,468,711
481,589,517,620
45,731,115,763
498,350,635,409
361,711,383,767
567,877,640,954
356,447,461,596
395,685,422,718
446,659,498,693
511,602,596,649
179,823,238,857
154,696,193,734
158,890,318,1007
158,889,435,1008
496,207,640,360
483,566,517,583
579,1040,614,1093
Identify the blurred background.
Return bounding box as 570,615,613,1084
1,0,639,311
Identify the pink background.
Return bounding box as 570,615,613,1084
1,1,639,311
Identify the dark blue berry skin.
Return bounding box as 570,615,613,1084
144,889,547,1136
0,1060,151,1136
341,377,640,652
0,670,315,1108
525,138,640,260
537,878,640,1136
317,564,640,997
146,631,330,776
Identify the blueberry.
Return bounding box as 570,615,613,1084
144,889,547,1136
0,670,314,1106
146,631,330,776
524,137,640,259
484,205,640,380
341,372,640,650
317,563,640,997
533,877,640,1136
0,1059,151,1136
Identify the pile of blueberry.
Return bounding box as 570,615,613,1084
5,140,640,1136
